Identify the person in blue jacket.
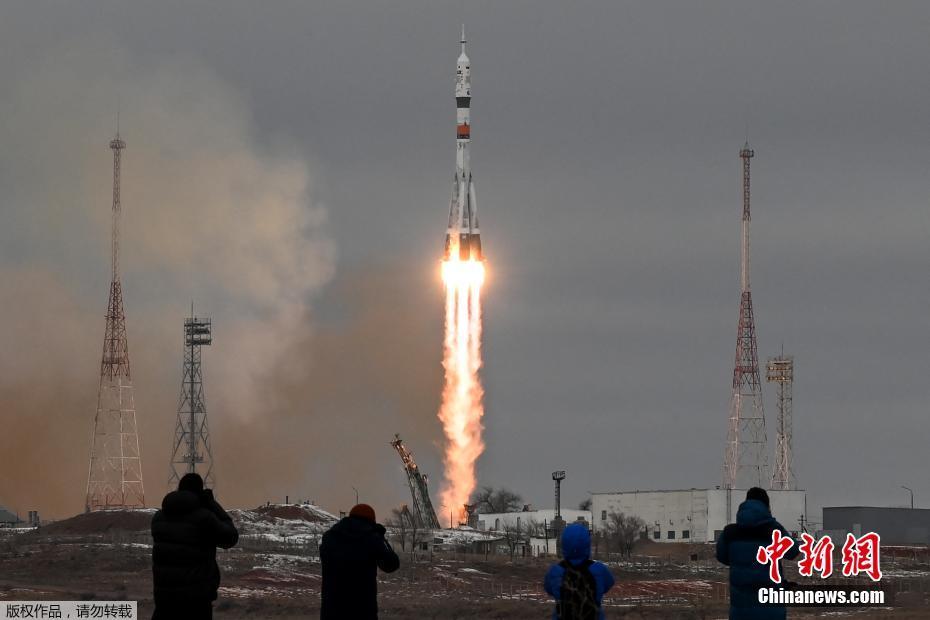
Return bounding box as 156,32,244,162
716,487,800,620
544,523,615,619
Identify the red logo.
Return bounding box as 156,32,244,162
756,529,794,584
797,533,835,578
841,532,882,581
756,531,883,582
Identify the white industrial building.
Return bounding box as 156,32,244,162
476,509,590,533
591,488,807,543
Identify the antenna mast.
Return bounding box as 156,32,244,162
86,131,145,511
723,143,768,496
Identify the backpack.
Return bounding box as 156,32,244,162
556,559,599,620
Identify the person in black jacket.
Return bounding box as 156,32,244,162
151,473,239,619
715,487,800,620
320,503,400,619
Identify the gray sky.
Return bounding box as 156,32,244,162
0,1,928,522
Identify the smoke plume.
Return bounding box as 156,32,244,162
0,37,441,519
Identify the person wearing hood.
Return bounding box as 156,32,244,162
320,503,400,619
716,487,800,620
544,523,615,620
150,473,239,619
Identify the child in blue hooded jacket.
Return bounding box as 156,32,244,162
544,523,616,620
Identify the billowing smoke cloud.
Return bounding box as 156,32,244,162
0,37,434,519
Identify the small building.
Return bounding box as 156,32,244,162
476,509,590,534
0,506,20,527
822,507,930,545
591,488,807,543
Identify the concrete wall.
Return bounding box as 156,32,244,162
592,488,807,543
823,507,930,545
706,489,807,538
592,489,710,542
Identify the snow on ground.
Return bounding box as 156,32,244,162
229,502,337,545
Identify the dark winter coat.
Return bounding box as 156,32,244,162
544,523,615,620
320,516,400,620
151,489,239,606
715,499,800,620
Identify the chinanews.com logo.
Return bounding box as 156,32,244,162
755,530,889,607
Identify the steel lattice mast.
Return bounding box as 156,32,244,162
767,354,795,490
168,311,215,489
723,142,769,491
391,434,441,530
85,131,145,512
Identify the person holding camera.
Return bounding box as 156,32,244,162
320,503,400,619
151,473,239,619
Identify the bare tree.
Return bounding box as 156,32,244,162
500,521,525,561
578,498,592,511
606,511,645,558
410,527,432,557
523,518,542,538
471,486,523,514
591,527,606,559
522,518,544,556
387,506,410,552
408,509,422,560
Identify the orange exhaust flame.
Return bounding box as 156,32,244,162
438,251,485,525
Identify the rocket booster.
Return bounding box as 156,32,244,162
444,26,482,261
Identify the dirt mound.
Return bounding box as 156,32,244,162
251,503,336,524
40,509,156,535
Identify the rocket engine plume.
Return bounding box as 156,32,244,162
438,27,485,524
438,249,485,523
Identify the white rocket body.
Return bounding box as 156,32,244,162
444,28,482,261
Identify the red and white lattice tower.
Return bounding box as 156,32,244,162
85,131,145,511
723,142,768,492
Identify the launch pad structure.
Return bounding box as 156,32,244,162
391,434,441,530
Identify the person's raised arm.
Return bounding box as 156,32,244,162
372,523,400,573
201,489,239,549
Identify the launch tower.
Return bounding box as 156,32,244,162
392,434,441,530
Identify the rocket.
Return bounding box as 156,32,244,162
444,26,482,261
